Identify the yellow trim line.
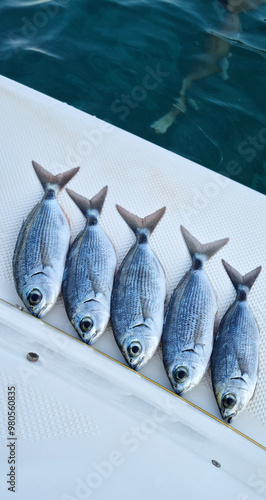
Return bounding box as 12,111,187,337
2,299,266,452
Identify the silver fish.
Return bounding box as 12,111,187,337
111,205,166,371
12,161,79,318
211,260,261,424
162,226,229,395
62,187,117,344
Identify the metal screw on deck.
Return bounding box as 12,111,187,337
212,460,221,468
27,352,39,362
15,304,24,311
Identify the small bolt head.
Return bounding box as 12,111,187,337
27,352,39,362
15,304,24,311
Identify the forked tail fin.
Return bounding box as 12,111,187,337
116,205,166,236
32,161,79,192
181,226,229,263
222,260,262,292
66,186,108,217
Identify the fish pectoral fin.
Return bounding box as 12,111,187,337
84,290,104,303
40,251,54,270
29,264,50,278
31,271,47,278
182,343,196,353
231,372,250,385
131,318,152,329
84,298,94,304
182,343,205,354
143,317,153,328
84,296,101,306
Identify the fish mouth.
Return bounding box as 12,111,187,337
126,353,146,371
174,387,184,396
30,304,49,318
171,383,189,396
86,331,99,345
78,332,93,344
78,329,98,345
223,413,236,424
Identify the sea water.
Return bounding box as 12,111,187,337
0,0,265,194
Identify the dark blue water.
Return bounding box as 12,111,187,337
1,0,266,194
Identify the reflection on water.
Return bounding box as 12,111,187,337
0,0,265,194
151,8,242,134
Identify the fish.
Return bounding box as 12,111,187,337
211,260,261,424
62,186,117,344
162,226,229,395
111,205,166,371
12,161,79,318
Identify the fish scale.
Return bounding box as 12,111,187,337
162,226,229,395
62,186,117,345
122,248,144,323
178,275,209,345
39,202,61,262
166,271,215,350
72,226,114,303
222,304,257,374
13,161,79,318
211,260,261,423
24,199,65,270
111,205,166,371
118,243,162,326
71,233,95,302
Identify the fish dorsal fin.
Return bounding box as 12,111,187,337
66,186,108,217
180,226,229,262
32,161,79,192
116,205,166,236
222,260,262,292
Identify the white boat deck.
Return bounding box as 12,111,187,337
0,76,265,499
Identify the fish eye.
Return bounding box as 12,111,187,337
173,366,189,383
80,317,94,333
28,289,42,306
222,393,237,409
128,341,142,358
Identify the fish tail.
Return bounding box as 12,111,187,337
32,161,79,192
66,186,108,216
116,205,166,235
222,260,262,291
181,226,229,262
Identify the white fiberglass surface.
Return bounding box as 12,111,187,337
0,303,265,500
0,76,265,450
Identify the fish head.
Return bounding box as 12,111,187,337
167,352,204,395
22,279,58,318
120,324,157,371
73,300,109,345
215,377,252,424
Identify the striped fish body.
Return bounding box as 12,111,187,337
211,261,261,423
162,226,229,395
111,206,166,370
13,162,79,318
62,187,116,344
163,265,217,394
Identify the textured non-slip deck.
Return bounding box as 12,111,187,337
0,75,265,450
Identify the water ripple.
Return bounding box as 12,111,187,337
0,0,265,193
24,46,62,59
